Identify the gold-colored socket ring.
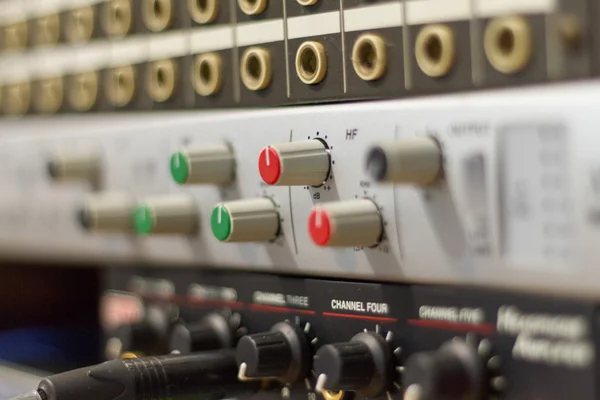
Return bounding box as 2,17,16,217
297,0,319,5
352,33,387,81
415,24,456,78
3,82,31,116
484,16,532,74
188,0,219,24
4,21,28,50
67,6,95,43
238,0,268,16
34,14,60,46
191,52,223,96
322,390,345,400
104,0,133,38
143,0,174,32
240,47,272,91
147,59,178,102
35,77,64,114
295,41,328,85
69,71,99,112
107,65,136,107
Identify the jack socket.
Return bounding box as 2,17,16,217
103,0,133,38
238,0,267,16
240,47,272,91
352,33,387,81
191,53,223,96
3,21,28,50
69,71,99,112
295,41,328,85
484,16,532,74
188,0,219,24
106,65,136,107
3,82,31,116
34,77,64,114
147,59,178,102
415,24,456,77
33,14,60,46
143,0,174,32
67,6,95,43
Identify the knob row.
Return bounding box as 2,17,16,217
113,308,497,400
47,137,442,188
170,137,441,187
82,195,383,247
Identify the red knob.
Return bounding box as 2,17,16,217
258,146,282,185
308,207,332,246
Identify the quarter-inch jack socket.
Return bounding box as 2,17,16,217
143,0,174,32
192,53,223,96
188,0,219,24
240,47,272,91
352,33,387,81
295,41,328,85
415,24,456,78
104,0,133,38
484,16,532,74
106,65,136,107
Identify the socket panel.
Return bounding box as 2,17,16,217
0,82,599,298
0,0,593,115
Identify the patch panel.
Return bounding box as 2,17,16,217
0,82,599,297
0,0,593,115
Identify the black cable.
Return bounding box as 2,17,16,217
11,350,257,400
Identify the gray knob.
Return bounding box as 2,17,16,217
366,137,442,185
134,195,198,236
78,192,135,233
258,140,330,186
308,199,383,247
211,198,279,242
47,151,101,184
170,143,235,185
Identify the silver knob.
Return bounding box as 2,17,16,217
134,195,198,236
258,140,330,186
170,143,235,185
366,137,442,185
308,199,383,247
78,192,136,233
211,198,279,242
47,151,101,184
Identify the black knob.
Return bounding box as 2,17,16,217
314,331,392,398
107,305,171,358
403,339,485,400
236,321,310,383
170,312,241,353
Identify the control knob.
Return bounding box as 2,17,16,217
78,192,135,233
236,321,310,383
133,195,198,236
211,198,279,242
170,143,235,185
47,150,101,185
170,311,243,354
105,305,171,359
258,139,330,186
308,199,383,247
314,331,392,398
403,338,492,400
365,137,442,185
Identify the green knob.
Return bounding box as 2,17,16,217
133,204,154,236
170,151,190,184
211,204,232,241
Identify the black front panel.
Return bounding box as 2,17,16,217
102,267,599,400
